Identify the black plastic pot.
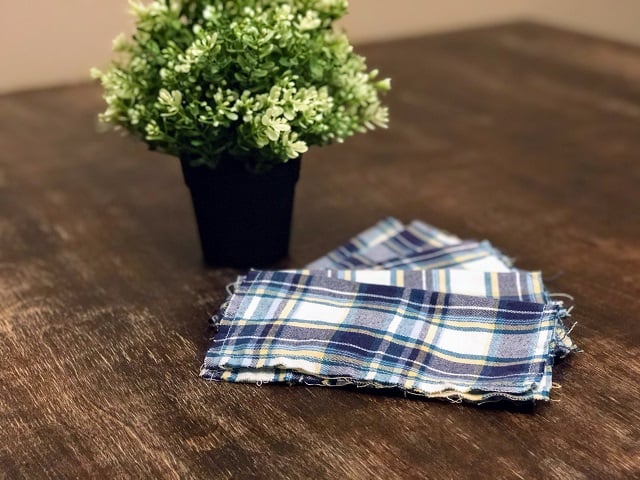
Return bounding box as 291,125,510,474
180,156,301,268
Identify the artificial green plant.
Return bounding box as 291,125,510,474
92,0,390,171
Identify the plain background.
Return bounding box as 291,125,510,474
1,0,640,94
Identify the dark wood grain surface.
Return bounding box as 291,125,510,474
1,22,639,479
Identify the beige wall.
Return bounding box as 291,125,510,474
342,0,529,42
530,0,640,46
345,0,640,45
2,1,640,94
0,1,132,95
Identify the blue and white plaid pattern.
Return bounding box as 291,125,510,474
201,271,567,401
213,268,549,332
297,269,548,303
307,217,404,269
332,241,513,272
201,218,577,403
308,217,463,269
405,220,462,248
307,218,511,272
296,268,574,356
336,220,463,262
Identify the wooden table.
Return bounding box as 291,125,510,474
1,22,639,479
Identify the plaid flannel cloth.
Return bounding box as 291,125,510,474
332,241,513,272
307,217,461,269
201,271,569,402
297,269,548,303
293,268,574,356
307,217,405,269
308,219,512,272
201,218,577,403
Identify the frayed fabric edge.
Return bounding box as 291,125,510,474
199,367,543,404
549,297,581,357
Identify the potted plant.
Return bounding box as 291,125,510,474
92,0,390,267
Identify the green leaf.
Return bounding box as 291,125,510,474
93,0,389,171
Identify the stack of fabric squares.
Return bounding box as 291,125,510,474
201,218,577,403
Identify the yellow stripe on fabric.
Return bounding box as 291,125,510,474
255,296,298,368
532,271,543,297
438,269,447,292
490,271,500,298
